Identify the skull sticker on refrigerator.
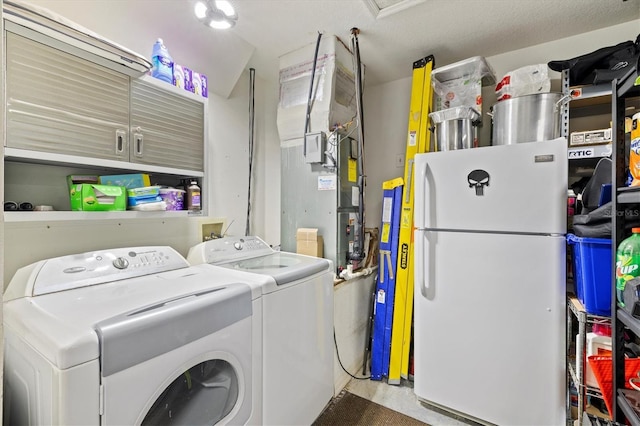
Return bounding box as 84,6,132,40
467,169,490,196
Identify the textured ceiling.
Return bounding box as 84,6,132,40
234,0,640,86
17,0,640,97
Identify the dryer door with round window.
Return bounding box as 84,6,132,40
94,284,254,425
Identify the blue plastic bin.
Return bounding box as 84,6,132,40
567,234,612,316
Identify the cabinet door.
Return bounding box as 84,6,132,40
5,32,130,160
130,79,204,172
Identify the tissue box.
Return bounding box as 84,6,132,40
99,174,151,189
296,228,324,257
69,184,126,211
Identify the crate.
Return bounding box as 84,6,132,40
567,234,612,316
588,355,640,416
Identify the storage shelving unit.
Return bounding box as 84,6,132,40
568,296,611,425
611,67,640,424
563,70,615,163
563,69,616,425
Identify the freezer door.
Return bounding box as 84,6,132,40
413,230,565,426
414,138,567,234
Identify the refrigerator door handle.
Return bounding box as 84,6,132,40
414,230,429,297
415,160,429,228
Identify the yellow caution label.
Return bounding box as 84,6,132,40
381,223,391,244
348,158,357,182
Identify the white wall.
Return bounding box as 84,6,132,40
363,20,640,229
333,274,377,393
363,77,413,232
488,21,640,80
208,69,281,244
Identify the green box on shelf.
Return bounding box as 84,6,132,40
69,184,127,211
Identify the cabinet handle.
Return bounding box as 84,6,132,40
115,130,126,155
135,133,144,157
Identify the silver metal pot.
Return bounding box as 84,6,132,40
430,107,479,151
434,119,475,151
491,92,571,145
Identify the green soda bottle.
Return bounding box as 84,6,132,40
616,228,640,306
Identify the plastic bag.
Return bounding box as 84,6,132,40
432,75,482,112
495,64,550,101
431,56,496,114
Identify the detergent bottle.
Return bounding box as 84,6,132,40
151,38,173,84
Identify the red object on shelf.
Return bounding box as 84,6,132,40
593,323,612,337
588,355,640,416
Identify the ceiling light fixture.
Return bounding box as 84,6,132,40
194,0,238,29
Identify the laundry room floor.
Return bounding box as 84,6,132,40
336,378,476,425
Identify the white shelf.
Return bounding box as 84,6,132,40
4,209,204,223
4,148,204,178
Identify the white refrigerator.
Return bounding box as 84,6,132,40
413,138,567,425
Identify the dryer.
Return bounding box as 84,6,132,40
188,236,334,426
3,246,265,425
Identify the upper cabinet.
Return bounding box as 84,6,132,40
130,79,204,172
3,16,207,219
6,30,132,162
5,24,206,175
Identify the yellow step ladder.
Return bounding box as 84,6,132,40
388,55,434,384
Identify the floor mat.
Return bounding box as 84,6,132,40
313,391,428,425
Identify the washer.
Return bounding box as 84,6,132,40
188,236,334,426
3,246,266,425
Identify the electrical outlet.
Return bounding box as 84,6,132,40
395,154,405,168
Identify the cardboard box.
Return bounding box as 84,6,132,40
69,184,127,211
66,174,99,191
570,128,612,146
99,173,151,189
296,228,324,258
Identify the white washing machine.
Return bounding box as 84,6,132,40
188,236,335,426
3,246,266,426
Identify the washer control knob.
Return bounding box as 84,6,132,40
113,257,129,270
234,242,243,250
